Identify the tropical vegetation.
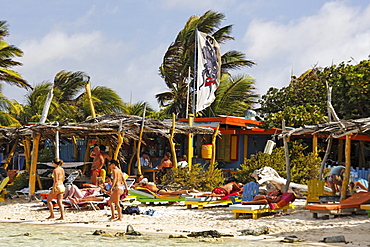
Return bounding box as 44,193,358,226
234,141,322,185
0,21,31,89
156,10,257,118
257,58,370,128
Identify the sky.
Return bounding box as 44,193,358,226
1,0,370,110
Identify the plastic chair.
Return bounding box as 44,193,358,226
306,179,325,204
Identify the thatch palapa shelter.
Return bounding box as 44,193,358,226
279,117,370,200
0,113,216,199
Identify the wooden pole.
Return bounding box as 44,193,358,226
71,136,78,160
23,136,31,171
319,137,333,180
210,124,220,170
282,119,291,193
3,138,19,169
312,134,318,155
128,141,137,175
83,137,91,175
29,133,41,200
187,114,194,171
136,104,146,175
338,139,344,163
319,84,333,180
113,133,123,170
39,86,53,124
85,80,96,119
340,134,351,201
169,113,177,168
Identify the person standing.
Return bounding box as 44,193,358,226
90,146,105,185
46,158,65,220
99,145,111,182
108,160,127,221
325,164,346,194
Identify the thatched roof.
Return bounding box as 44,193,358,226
0,113,216,142
279,117,370,139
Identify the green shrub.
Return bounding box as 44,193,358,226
8,172,29,194
234,141,322,185
159,164,224,191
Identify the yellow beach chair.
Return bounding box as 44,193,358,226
306,179,325,204
360,204,370,218
0,177,10,202
229,192,296,219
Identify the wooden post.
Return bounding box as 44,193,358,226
71,136,78,160
210,124,220,169
23,136,31,171
282,120,291,193
169,113,177,168
338,139,344,163
3,138,19,169
136,104,147,175
340,134,351,201
83,137,91,175
29,133,41,200
187,114,194,171
312,134,318,155
113,133,123,170
128,141,137,175
319,137,333,180
85,80,96,119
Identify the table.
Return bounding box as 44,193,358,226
142,168,159,182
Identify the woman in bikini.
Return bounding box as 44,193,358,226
46,158,65,220
242,189,283,205
108,160,128,221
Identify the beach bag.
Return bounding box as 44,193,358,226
123,205,140,215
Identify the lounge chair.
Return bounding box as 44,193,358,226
0,177,10,202
306,192,370,218
229,192,296,219
360,204,370,218
185,196,238,209
129,187,189,204
230,181,260,204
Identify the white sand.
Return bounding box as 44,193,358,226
0,197,369,246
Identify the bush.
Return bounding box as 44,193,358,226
234,141,322,185
159,164,224,192
8,172,29,194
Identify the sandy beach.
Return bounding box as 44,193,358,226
0,197,369,246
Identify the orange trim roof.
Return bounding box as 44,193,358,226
178,116,261,127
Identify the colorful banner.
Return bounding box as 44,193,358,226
196,30,221,112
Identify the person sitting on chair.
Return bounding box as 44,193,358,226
242,189,283,205
156,152,173,183
133,178,198,196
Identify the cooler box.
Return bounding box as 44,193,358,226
201,144,212,159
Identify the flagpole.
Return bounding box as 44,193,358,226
186,67,190,119
187,29,198,171
192,29,198,115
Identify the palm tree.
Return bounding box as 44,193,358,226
0,21,32,89
22,70,126,123
156,11,256,118
75,86,127,121
202,74,258,117
0,83,23,126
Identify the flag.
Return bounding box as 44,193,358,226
196,30,221,112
